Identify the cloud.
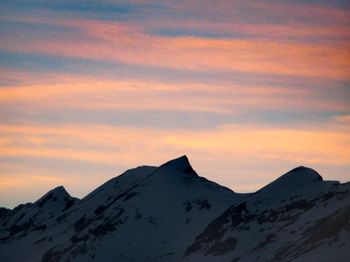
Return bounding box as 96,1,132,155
333,114,350,124
1,14,349,79
0,0,349,208
1,76,349,118
0,123,349,166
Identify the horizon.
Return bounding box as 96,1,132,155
1,155,348,209
1,0,350,208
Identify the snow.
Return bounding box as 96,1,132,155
184,167,350,262
0,156,349,262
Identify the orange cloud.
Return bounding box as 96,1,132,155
333,114,350,124
0,123,349,166
1,77,349,114
0,173,67,189
1,17,349,79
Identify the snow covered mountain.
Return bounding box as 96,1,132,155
184,166,350,262
0,156,349,261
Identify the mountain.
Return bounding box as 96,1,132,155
184,166,350,262
0,157,349,261
0,156,243,261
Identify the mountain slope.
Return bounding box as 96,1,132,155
0,156,243,261
184,167,350,262
0,158,349,261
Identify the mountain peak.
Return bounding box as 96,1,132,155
282,166,323,182
160,155,190,169
158,155,198,177
259,166,323,194
35,186,73,208
46,185,70,197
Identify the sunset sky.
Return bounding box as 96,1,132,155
1,0,350,208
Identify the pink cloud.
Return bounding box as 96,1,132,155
1,15,349,79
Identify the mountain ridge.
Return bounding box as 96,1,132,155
3,160,337,209
0,156,349,262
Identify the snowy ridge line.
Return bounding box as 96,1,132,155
0,155,349,262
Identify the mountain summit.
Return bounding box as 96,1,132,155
0,156,349,262
274,166,323,184
157,155,199,178
258,166,324,196
160,155,191,169
35,186,76,209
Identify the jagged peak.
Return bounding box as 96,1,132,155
47,185,70,197
160,155,190,169
35,186,72,207
158,155,198,177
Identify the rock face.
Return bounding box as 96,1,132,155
0,156,349,262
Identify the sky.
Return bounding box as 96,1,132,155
0,0,350,208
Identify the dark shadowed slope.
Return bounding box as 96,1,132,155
0,156,243,261
0,158,349,262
